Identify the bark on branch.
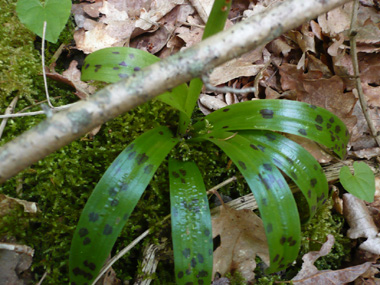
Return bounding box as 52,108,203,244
0,0,352,183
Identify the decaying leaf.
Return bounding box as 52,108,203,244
212,205,269,282
343,193,380,255
0,194,37,215
292,234,372,284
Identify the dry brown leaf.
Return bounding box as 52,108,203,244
292,234,372,284
209,47,265,86
46,60,97,100
212,205,269,282
0,243,34,284
343,193,380,255
0,194,37,215
279,64,357,131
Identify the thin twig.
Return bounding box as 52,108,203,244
0,96,19,139
206,176,238,195
36,271,48,285
42,22,55,109
349,0,380,146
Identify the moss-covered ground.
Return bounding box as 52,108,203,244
0,1,350,283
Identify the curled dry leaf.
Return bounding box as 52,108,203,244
212,205,269,282
0,194,37,215
292,234,372,284
46,60,97,100
343,193,380,255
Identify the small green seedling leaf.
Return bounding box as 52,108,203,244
16,0,71,43
340,162,375,202
169,159,213,285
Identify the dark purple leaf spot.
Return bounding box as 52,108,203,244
197,270,208,277
315,124,323,131
261,198,268,206
79,228,89,237
315,115,323,124
222,125,229,129
179,169,186,176
113,67,120,70
263,163,272,171
136,153,149,165
204,229,210,236
181,178,186,184
309,104,317,109
127,151,136,160
209,249,213,256
89,212,99,222
197,253,204,263
308,189,311,198
84,260,96,271
112,51,120,54
260,109,274,119
172,171,180,178
267,223,273,233
84,63,90,69
238,161,247,170
186,269,192,275
182,248,191,258
144,164,153,174
191,258,197,268
265,133,276,141
257,145,266,152
109,188,118,196
329,117,335,123
134,67,141,71
326,123,331,129
118,73,128,79
250,144,258,150
83,237,91,245
280,236,286,245
223,108,230,112
310,178,317,188
298,128,307,136
129,53,135,59
335,125,341,133
273,254,280,263
119,61,127,66
110,199,119,207
178,271,184,279
103,224,113,235
259,173,271,190
120,183,128,191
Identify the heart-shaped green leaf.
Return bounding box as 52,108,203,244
16,0,72,43
339,162,375,202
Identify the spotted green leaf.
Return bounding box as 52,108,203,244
169,159,213,285
340,162,375,202
81,47,188,114
69,127,179,284
205,131,301,273
192,100,349,159
16,0,71,43
239,130,329,222
178,0,232,135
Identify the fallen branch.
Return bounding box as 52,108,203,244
0,0,352,183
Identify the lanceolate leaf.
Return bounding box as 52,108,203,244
16,0,71,43
239,130,328,222
69,127,179,284
192,100,349,159
205,131,301,273
178,0,232,135
169,159,213,285
81,47,188,114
